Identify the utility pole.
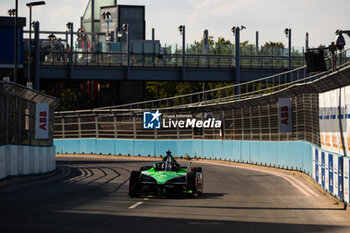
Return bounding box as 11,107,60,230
178,25,186,80
255,31,259,55
235,27,240,96
14,0,18,83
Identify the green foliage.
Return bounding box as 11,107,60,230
60,88,78,111
192,36,233,54
264,41,284,48
145,81,235,101
145,82,203,100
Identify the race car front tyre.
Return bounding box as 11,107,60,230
129,170,141,196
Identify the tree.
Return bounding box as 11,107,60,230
261,41,285,56
263,41,284,48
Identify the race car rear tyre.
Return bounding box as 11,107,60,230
187,171,199,197
129,171,141,197
191,167,202,172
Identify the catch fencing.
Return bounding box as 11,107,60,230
0,81,59,146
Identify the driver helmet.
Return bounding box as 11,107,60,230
165,162,173,171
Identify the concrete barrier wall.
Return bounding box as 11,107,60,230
54,139,314,175
0,145,56,181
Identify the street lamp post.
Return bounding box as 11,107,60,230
122,24,130,77
284,28,292,71
34,21,40,90
255,31,259,55
8,8,16,83
8,9,16,17
178,25,185,80
102,12,112,41
335,30,350,65
26,1,46,87
15,0,18,83
7,2,19,83
232,26,246,96
66,22,74,79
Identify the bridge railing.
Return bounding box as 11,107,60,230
38,50,306,69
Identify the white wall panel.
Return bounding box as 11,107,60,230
0,146,5,180
17,146,24,175
23,146,30,175
33,147,40,174
5,145,11,177
10,146,18,176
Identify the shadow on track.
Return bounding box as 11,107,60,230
129,192,226,200
143,204,345,211
0,211,348,233
57,159,153,166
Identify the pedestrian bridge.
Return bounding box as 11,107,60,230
24,28,306,82
33,52,304,81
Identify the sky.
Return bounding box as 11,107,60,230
1,0,349,49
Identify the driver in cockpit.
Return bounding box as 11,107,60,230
161,163,165,171
166,163,171,171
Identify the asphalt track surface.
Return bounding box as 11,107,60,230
1,155,350,233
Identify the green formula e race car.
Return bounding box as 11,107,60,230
128,151,203,197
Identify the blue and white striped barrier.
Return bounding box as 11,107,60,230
313,147,346,201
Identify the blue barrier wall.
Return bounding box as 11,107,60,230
54,139,314,175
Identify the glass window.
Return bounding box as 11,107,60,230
94,0,115,20
82,0,92,21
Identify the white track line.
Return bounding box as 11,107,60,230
266,171,313,197
197,161,319,197
128,202,143,209
277,172,319,197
